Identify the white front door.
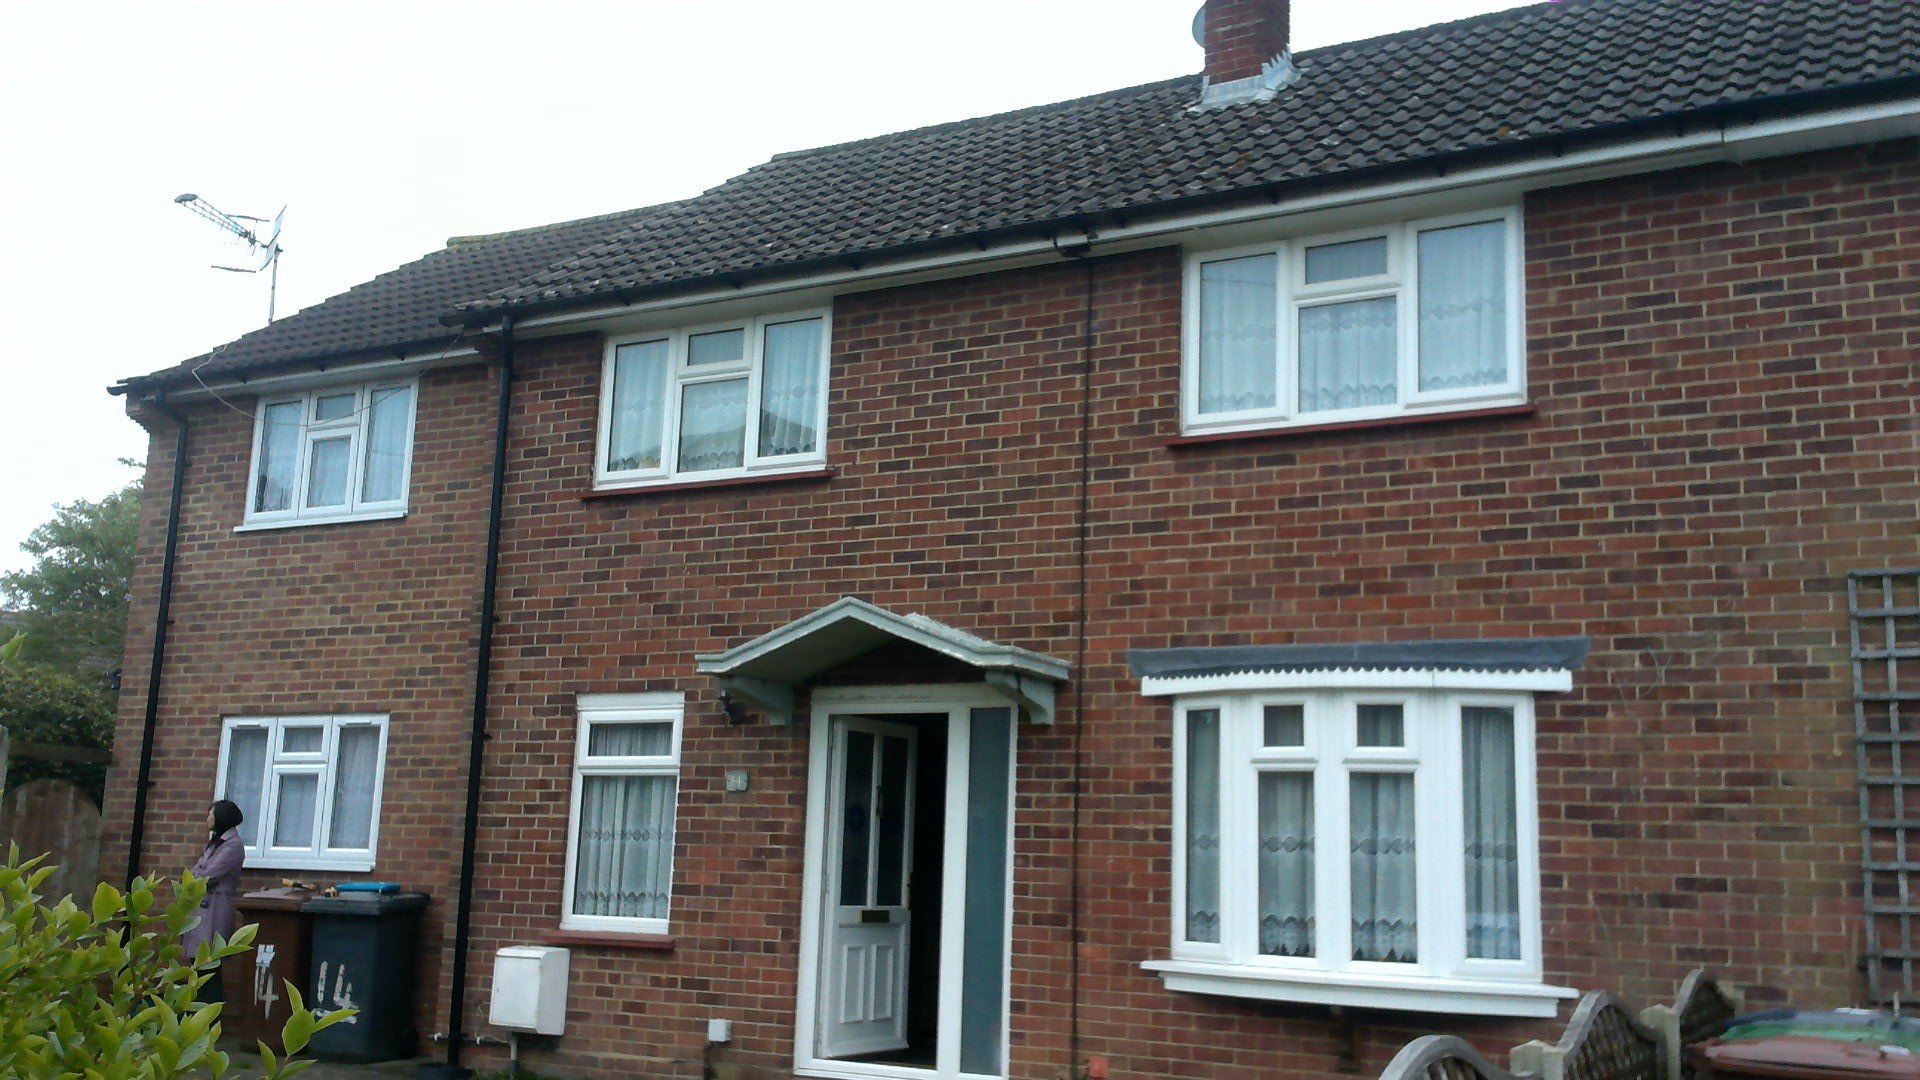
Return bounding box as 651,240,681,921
820,716,919,1060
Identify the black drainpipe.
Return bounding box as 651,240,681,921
125,396,190,888
427,314,515,1079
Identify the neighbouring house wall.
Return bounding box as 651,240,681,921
107,138,1919,1080
101,362,498,1045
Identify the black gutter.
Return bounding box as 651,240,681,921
441,74,1920,331
423,314,515,1080
125,396,190,888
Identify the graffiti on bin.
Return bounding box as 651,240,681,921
252,943,280,1019
312,960,361,1023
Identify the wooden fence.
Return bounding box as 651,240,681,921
1379,969,1744,1080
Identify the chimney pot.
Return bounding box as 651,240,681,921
1201,0,1291,85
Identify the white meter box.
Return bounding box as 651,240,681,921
488,946,570,1035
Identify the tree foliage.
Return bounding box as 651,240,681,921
0,845,352,1078
0,663,115,801
1,473,142,676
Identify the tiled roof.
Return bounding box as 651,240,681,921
120,0,1920,391
118,203,675,391
463,0,1920,316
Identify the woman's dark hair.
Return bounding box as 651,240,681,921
208,799,244,847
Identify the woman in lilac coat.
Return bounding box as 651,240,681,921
180,799,246,1001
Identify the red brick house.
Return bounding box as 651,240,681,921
102,1,1920,1077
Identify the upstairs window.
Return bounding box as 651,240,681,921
1183,209,1523,435
597,310,831,489
245,381,417,527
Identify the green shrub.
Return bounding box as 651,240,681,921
0,844,353,1077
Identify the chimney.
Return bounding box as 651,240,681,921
1195,0,1297,109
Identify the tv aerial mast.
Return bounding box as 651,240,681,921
173,193,286,323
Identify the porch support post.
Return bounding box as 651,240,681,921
719,676,796,726
985,670,1055,725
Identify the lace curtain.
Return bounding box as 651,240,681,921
758,319,823,457
1185,708,1222,942
1197,255,1278,415
1350,772,1417,962
677,379,747,472
361,386,413,502
254,403,301,512
608,340,669,472
1418,220,1509,392
223,728,269,847
1258,773,1315,956
574,722,676,921
1463,706,1521,959
328,725,381,849
1299,297,1397,413
274,773,319,848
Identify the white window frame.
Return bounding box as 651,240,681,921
559,692,686,935
214,714,389,873
595,308,832,490
1180,206,1525,436
1147,686,1574,1017
239,379,420,530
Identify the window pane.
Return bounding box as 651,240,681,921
223,728,269,847
959,707,1013,1076
1258,772,1315,957
677,378,747,473
328,725,381,850
1305,237,1387,284
1463,706,1521,959
304,437,352,508
361,386,412,503
1299,297,1397,414
273,773,319,849
608,340,669,473
282,725,323,754
1263,704,1305,747
687,328,745,367
587,721,672,757
838,730,875,906
1197,255,1278,415
571,774,676,920
313,392,356,422
874,734,911,907
758,318,824,457
1419,219,1509,393
1356,704,1404,747
1351,773,1417,962
1184,708,1222,943
254,402,301,513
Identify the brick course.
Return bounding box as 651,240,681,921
106,139,1920,1078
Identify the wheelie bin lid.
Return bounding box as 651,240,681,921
238,887,316,911
300,891,429,916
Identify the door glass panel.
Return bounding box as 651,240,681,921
273,773,319,849
874,735,911,907
305,437,352,508
959,707,1012,1077
838,730,874,907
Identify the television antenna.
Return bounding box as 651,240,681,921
173,193,286,323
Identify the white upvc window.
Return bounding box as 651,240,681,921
1182,207,1525,435
596,309,831,489
560,693,685,934
242,380,418,528
1148,687,1572,1017
216,715,389,872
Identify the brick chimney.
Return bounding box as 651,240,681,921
1202,0,1290,84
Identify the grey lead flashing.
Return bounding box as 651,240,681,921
1127,637,1590,680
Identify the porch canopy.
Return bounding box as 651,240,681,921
694,597,1071,725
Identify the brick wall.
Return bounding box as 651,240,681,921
108,139,1919,1078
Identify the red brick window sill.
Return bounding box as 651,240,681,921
541,929,676,952
1166,404,1535,448
581,468,834,501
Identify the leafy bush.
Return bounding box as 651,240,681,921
0,661,115,802
0,845,353,1077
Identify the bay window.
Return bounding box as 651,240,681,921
244,381,417,527
216,715,388,872
1149,687,1569,1016
1183,208,1523,434
596,310,830,488
561,693,684,934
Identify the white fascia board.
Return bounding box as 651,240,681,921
1138,667,1575,696
484,95,1920,341
160,345,480,402
1143,959,1576,1019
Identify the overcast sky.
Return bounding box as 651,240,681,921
0,0,1528,578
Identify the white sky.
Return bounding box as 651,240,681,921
0,0,1527,577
